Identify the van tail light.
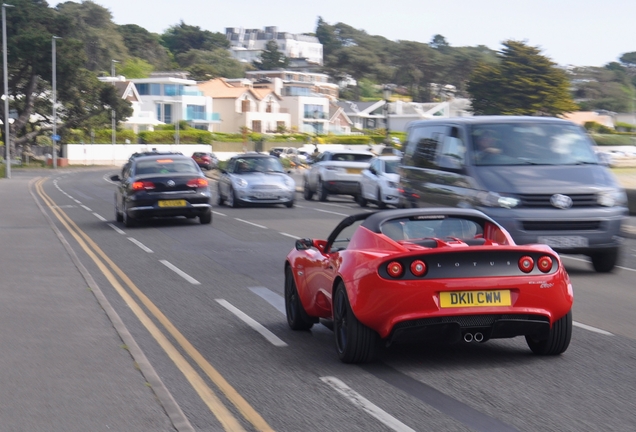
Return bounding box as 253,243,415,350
386,261,404,278
187,178,208,188
410,260,427,277
537,256,553,273
132,181,155,191
518,256,534,273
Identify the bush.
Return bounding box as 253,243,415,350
139,129,213,144
591,134,636,146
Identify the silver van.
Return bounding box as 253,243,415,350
399,116,628,272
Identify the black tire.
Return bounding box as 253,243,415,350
227,186,240,208
303,181,314,200
115,197,123,223
590,248,618,273
285,200,295,208
357,193,368,207
333,282,378,363
377,188,387,209
122,205,136,228
216,185,225,206
284,266,315,330
317,179,328,202
526,310,572,355
199,210,212,224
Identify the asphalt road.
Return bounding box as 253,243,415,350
6,167,636,431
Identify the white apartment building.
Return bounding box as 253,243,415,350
226,26,323,66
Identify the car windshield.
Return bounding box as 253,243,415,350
235,158,284,173
385,160,400,174
332,153,373,162
381,216,483,241
136,159,199,175
471,123,599,166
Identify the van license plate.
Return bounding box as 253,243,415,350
537,236,588,248
158,200,186,207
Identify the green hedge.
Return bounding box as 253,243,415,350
591,134,636,146
139,129,214,144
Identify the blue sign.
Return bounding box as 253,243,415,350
52,134,60,141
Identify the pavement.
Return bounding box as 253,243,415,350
0,170,190,431
0,166,634,431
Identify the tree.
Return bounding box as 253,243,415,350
117,24,172,70
467,40,577,115
252,40,289,70
118,57,154,79
430,34,450,53
161,21,229,56
176,49,246,80
1,0,132,154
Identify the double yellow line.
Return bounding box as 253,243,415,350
34,178,273,432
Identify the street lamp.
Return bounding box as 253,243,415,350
2,3,14,178
52,36,61,169
383,85,392,145
111,59,118,147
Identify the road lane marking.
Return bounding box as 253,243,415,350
36,178,273,431
81,204,92,211
107,223,126,235
160,260,200,285
93,212,106,221
128,237,154,253
320,376,416,432
573,321,613,336
234,218,267,229
216,299,287,347
249,287,286,315
279,232,300,239
212,210,227,216
314,208,348,216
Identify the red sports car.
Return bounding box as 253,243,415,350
284,208,573,363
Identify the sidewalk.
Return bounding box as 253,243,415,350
0,172,188,431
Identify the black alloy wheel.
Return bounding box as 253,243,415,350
333,282,377,363
284,266,315,330
526,310,572,355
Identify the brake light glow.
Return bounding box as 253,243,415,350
518,256,534,273
538,256,553,273
410,260,427,277
386,261,404,278
187,178,208,188
132,181,155,191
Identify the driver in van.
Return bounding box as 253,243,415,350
474,130,501,161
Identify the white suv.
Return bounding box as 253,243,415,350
303,149,374,201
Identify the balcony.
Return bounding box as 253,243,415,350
186,112,221,122
304,111,327,120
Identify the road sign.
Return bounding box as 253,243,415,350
52,134,60,141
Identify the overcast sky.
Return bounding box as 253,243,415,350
50,0,635,67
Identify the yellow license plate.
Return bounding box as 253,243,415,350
439,290,511,308
346,168,362,174
158,200,186,208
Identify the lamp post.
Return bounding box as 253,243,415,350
383,85,392,145
52,36,61,169
2,3,14,178
111,59,118,147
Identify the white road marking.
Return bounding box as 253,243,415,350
573,321,613,336
107,223,126,235
160,260,201,285
320,376,416,432
560,255,636,272
212,210,227,217
249,287,286,315
215,299,287,347
128,237,154,253
280,232,300,239
81,205,92,211
234,218,267,229
73,199,81,204
314,208,348,217
93,213,107,221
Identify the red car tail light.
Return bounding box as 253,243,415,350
538,256,553,273
518,256,534,273
132,181,155,191
386,261,404,278
410,260,427,277
187,178,208,188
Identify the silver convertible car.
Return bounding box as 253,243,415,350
217,153,296,208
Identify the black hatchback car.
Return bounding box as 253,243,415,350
111,154,212,227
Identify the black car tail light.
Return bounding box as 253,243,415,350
410,260,428,277
386,261,404,278
518,256,534,273
538,256,553,273
187,178,208,188
132,181,155,191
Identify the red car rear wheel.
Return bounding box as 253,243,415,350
526,310,572,355
333,282,378,363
